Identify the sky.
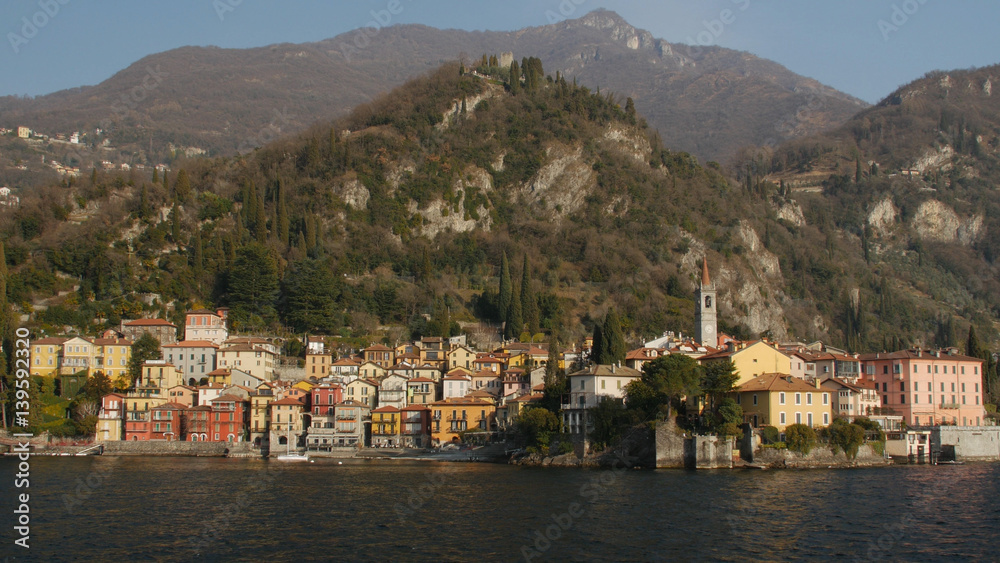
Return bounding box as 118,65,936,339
1,0,998,104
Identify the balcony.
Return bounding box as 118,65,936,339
939,403,961,410
447,415,468,422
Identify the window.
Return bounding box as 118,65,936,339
752,394,758,406
795,393,801,405
806,394,812,405
779,392,785,405
823,393,829,405
795,413,802,424
961,383,966,392
951,383,956,392
900,395,905,404
823,413,829,425
900,382,905,392
807,413,813,427
601,380,606,390
882,383,887,392
580,380,585,390
779,412,786,425
914,382,919,392
914,395,918,404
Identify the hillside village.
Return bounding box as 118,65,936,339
21,258,994,463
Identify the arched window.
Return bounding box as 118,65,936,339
705,296,712,309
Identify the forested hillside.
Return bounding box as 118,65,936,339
1,60,998,361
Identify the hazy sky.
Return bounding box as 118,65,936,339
1,0,997,103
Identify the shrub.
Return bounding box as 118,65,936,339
828,419,866,460
717,422,744,441
785,424,817,455
760,426,780,444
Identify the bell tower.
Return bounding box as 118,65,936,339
695,257,717,347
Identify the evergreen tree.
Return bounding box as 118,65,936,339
505,281,523,341
276,178,290,246
544,337,562,387
281,258,340,333
305,215,317,252
625,97,637,125
509,61,520,95
170,204,182,244
591,323,603,366
967,325,982,358
601,309,626,365
227,243,279,329
175,169,191,201
151,167,158,184
127,333,162,388
162,170,169,196
254,189,267,243
192,230,204,272
498,252,512,325
520,254,539,335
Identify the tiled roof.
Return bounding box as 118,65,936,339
738,373,819,393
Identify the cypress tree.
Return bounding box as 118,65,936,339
967,325,982,358
602,309,626,365
276,178,290,246
192,230,204,271
498,252,512,325
170,204,182,244
509,61,520,95
175,169,191,201
591,323,603,366
151,167,159,184
505,281,523,341
162,170,169,197
521,254,538,335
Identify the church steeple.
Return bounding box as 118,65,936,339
695,257,717,347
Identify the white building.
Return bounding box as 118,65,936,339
562,364,642,435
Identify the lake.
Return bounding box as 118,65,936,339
1,456,998,562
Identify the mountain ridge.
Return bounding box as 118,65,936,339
0,9,866,167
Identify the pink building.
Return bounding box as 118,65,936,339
860,348,986,427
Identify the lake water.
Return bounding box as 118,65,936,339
1,456,998,562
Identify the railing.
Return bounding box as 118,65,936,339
447,415,468,422
939,403,961,409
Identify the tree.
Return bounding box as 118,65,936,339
169,203,182,244
175,169,191,201
785,423,817,455
227,243,279,329
827,418,865,460
276,178,290,246
516,407,561,452
702,360,739,410
624,97,636,125
590,323,603,366
80,371,114,402
509,61,520,95
498,252,512,325
544,338,562,386
520,254,539,335
505,281,523,341
599,309,626,365
639,354,703,419
280,258,340,333
127,333,162,387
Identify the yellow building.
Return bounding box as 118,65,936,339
700,341,791,386
94,337,132,382
429,397,496,445
30,337,67,377
249,385,277,447
447,346,476,371
345,378,378,408
60,336,98,375
371,406,401,446
732,373,833,431
139,361,185,391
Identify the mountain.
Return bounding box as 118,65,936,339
0,10,866,167
3,58,997,380
737,64,1000,353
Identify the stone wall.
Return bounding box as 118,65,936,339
754,443,888,468
933,426,1000,461
102,440,256,457
654,422,733,469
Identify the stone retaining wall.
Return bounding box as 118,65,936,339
102,441,256,457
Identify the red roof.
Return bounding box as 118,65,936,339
372,406,400,413
408,377,437,383
270,397,304,406
402,404,431,412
